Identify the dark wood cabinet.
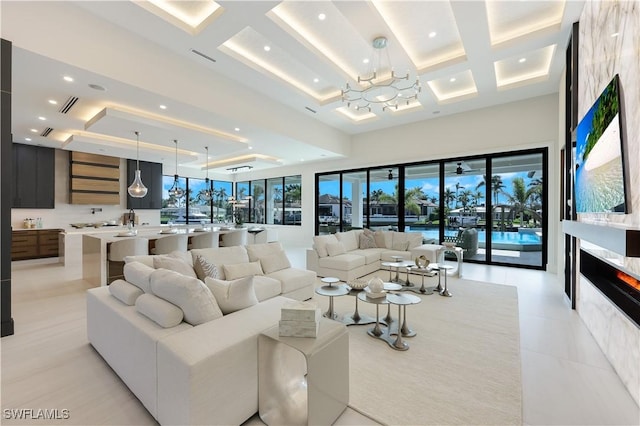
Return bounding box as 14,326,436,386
127,159,163,209
12,143,55,208
11,229,62,260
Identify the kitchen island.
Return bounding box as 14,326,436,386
81,226,246,286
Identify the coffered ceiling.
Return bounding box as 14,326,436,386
2,0,584,177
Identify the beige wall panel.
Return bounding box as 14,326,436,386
70,193,120,205
71,163,119,179
71,151,120,166
71,178,119,193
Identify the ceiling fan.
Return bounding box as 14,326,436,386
455,161,481,175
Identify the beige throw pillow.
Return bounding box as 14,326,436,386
326,242,346,257
223,261,264,280
359,233,377,249
260,251,291,274
153,256,197,279
135,293,184,328
193,255,221,281
150,269,222,326
204,276,258,315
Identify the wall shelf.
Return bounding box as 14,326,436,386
562,220,640,257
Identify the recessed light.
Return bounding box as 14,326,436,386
428,31,437,38
300,158,305,162
313,78,319,83
25,137,32,141
248,146,253,150
318,13,326,20
611,32,619,37
449,77,456,83
88,83,106,91
63,76,74,82
159,105,167,110
518,57,526,63
48,99,58,105
264,45,271,52
30,128,38,133
363,58,370,64
234,127,240,132
38,116,46,121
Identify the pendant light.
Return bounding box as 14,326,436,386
168,139,185,199
200,146,213,201
127,131,148,198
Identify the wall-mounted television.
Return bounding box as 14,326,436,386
574,74,628,213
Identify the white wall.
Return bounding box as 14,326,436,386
238,94,561,263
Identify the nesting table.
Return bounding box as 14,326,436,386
315,284,350,319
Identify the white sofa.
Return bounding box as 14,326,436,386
87,242,316,425
306,229,441,281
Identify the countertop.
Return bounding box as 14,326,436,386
78,225,243,240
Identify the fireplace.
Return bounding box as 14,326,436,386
580,250,640,327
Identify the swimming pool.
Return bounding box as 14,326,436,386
410,228,543,252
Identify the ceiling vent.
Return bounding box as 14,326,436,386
191,48,216,63
40,127,53,137
305,106,317,114
59,96,79,114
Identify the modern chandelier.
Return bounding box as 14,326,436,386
168,139,185,199
341,36,421,112
127,131,148,198
199,146,213,202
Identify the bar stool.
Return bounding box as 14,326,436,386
189,231,220,249
153,234,188,254
107,238,149,283
220,228,248,247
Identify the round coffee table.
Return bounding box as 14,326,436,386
342,286,376,326
386,293,422,351
315,284,349,319
381,282,402,325
357,292,389,338
404,265,435,295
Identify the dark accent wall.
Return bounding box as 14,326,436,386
1,38,15,337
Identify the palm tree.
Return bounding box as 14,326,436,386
476,175,506,205
443,188,456,210
458,189,473,212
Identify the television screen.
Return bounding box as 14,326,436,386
574,74,627,213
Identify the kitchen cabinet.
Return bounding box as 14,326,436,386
126,159,162,209
11,229,62,260
12,143,55,208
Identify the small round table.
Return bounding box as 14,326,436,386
315,284,350,319
432,264,454,297
381,282,402,325
404,266,435,294
320,276,340,289
386,293,422,351
342,286,376,326
381,260,412,284
357,292,389,338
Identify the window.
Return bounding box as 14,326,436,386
317,174,341,234
284,176,302,225
267,178,283,225
233,175,301,226
161,175,232,224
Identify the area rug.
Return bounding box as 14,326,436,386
314,275,522,425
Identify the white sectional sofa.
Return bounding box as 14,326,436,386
87,242,316,425
306,229,441,281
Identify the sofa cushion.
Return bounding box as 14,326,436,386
123,261,155,293
266,268,316,294
260,251,291,274
109,279,143,305
318,253,366,271
246,242,284,262
312,234,339,258
252,275,282,302
359,232,377,249
123,254,155,268
350,248,383,264
193,255,221,281
374,231,392,249
150,269,222,326
326,242,347,257
204,276,259,315
223,260,264,280
336,230,359,252
153,255,197,279
392,240,409,251
135,293,184,328
190,246,250,280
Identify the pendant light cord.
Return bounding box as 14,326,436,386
135,131,140,169
174,140,178,175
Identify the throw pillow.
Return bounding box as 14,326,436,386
193,255,221,281
260,251,292,274
359,233,377,249
336,230,358,252
150,269,222,326
374,230,392,249
109,279,143,306
204,276,258,315
326,242,346,257
313,234,338,258
123,261,155,293
135,293,184,328
153,256,197,279
246,242,284,262
223,260,264,280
